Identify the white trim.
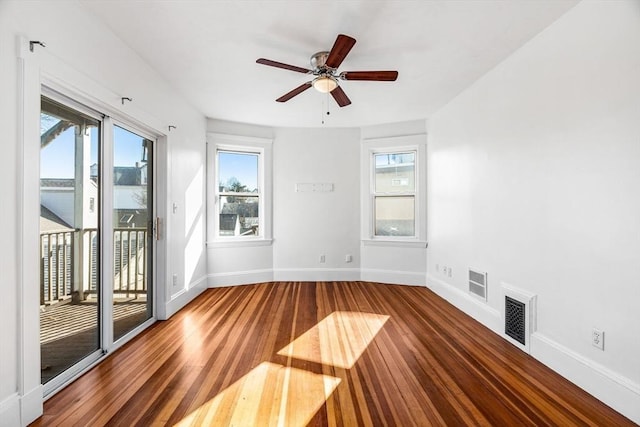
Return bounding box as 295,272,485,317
17,35,44,426
160,275,208,320
0,393,20,427
207,132,273,146
19,385,43,424
361,133,427,243
273,268,361,282
207,238,273,248
362,239,427,248
206,134,273,245
360,268,426,286
362,133,428,144
426,274,502,334
531,333,640,424
207,269,275,287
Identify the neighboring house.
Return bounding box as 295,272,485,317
111,165,149,228
40,178,98,230
241,217,259,235
219,214,240,236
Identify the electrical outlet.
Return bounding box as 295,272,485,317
319,254,325,263
592,328,604,350
345,254,352,263
172,274,178,286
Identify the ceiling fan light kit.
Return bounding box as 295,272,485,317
312,75,338,93
257,34,398,107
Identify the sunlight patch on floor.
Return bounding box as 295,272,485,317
277,311,390,369
175,361,341,427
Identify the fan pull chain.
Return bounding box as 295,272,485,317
321,92,330,125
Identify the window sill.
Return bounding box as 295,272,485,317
207,238,273,249
361,239,428,248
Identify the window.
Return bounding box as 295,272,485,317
362,134,426,246
373,151,416,237
217,150,260,237
207,133,272,245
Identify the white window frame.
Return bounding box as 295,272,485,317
207,133,273,247
361,134,427,248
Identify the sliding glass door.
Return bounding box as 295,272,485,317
40,93,156,391
40,96,102,385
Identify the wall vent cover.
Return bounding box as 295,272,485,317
505,296,526,345
468,269,487,300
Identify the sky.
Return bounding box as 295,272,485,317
40,116,149,179
218,151,258,191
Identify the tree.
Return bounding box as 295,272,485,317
225,177,247,203
226,177,247,193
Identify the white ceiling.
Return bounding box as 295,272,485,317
79,0,578,128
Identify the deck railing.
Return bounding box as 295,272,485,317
40,227,148,305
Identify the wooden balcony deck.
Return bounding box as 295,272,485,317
40,299,149,383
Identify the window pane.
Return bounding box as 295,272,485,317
375,196,415,236
219,195,259,236
374,152,415,193
218,151,258,193
112,125,153,342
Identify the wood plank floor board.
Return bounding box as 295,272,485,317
32,282,636,426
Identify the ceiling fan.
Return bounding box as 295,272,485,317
256,34,398,107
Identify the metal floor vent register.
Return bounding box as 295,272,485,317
505,296,526,345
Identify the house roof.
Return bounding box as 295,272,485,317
40,178,75,188
219,214,239,231
40,206,73,233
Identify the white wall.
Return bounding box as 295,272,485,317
205,119,433,286
273,127,361,281
206,122,361,284
426,1,640,422
0,1,207,424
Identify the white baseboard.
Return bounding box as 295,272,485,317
19,385,42,427
361,268,426,286
0,385,43,427
531,332,640,425
426,273,640,424
0,393,20,427
426,274,501,333
207,269,274,287
161,275,207,320
273,268,360,282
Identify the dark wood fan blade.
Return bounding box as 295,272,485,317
341,71,398,81
330,85,351,107
276,82,313,102
257,58,311,74
325,34,356,69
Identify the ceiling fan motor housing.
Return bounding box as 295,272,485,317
310,51,332,72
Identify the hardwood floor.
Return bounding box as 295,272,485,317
32,282,635,426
